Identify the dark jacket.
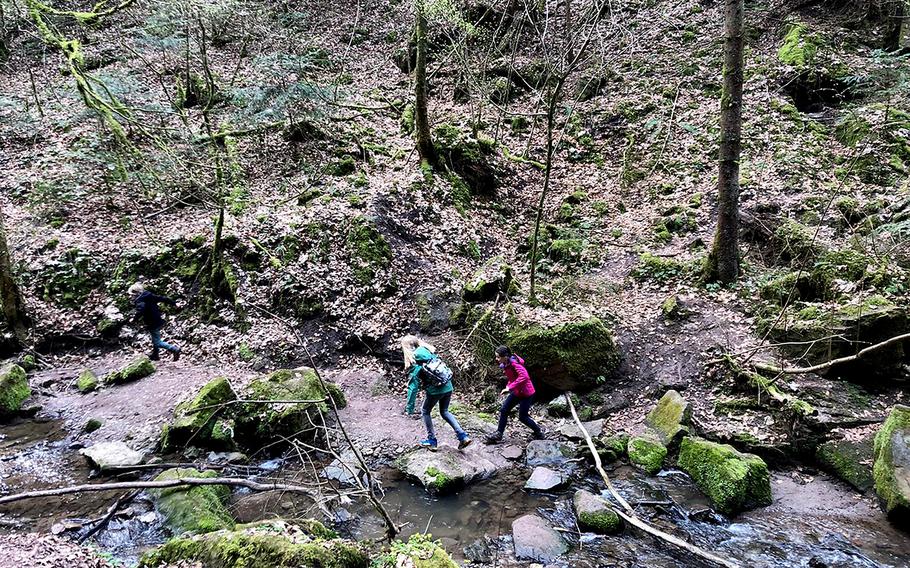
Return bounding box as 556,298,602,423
134,291,176,330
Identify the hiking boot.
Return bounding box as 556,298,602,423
419,438,438,451
458,434,473,450
533,429,547,440
149,350,160,361
484,432,503,445
172,349,181,362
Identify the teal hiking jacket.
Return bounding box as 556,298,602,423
405,346,454,412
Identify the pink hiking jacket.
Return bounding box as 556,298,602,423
503,355,535,398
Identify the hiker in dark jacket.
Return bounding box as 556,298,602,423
402,336,472,451
129,282,181,361
485,345,544,444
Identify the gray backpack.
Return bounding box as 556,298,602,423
421,357,453,387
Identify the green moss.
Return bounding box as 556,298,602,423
104,356,155,385
873,405,910,517
0,364,29,419
660,295,682,320
595,433,629,462
35,247,104,308
84,418,103,433
678,437,772,516
139,523,367,568
161,377,238,452
151,468,234,534
326,155,357,176
234,369,346,450
346,216,392,285
817,439,874,493
76,369,99,393
506,318,621,389
462,264,519,302
645,390,691,447
627,434,667,475
778,22,822,68
548,238,585,262
424,466,453,493
432,123,497,196
631,253,687,282
373,533,457,568
773,219,819,262
400,103,416,134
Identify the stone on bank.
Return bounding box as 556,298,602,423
573,489,622,533
104,355,155,385
160,377,238,452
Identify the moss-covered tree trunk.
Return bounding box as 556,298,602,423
0,202,28,343
414,0,437,166
705,0,744,284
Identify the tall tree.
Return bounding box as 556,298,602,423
0,201,29,343
705,0,745,284
414,0,437,166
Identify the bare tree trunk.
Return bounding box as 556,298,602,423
529,82,562,303
705,0,744,284
883,1,906,51
414,0,437,166
0,201,28,343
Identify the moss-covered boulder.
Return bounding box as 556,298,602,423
395,446,498,495
76,369,99,393
627,433,667,475
645,390,691,448
139,519,368,568
160,377,238,453
506,318,621,391
104,355,155,385
873,405,910,521
678,437,772,516
234,368,346,450
462,265,519,302
433,122,498,196
573,489,622,534
817,438,874,493
592,432,629,463
151,468,234,535
373,533,457,568
0,364,30,419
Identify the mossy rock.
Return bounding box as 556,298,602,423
32,248,105,308
678,437,772,516
151,468,234,535
109,237,208,306
76,369,99,393
817,438,874,493
433,123,497,196
645,390,691,448
627,433,666,475
104,356,155,385
84,418,103,433
778,21,823,68
0,364,30,420
234,368,346,451
548,239,585,263
160,377,238,453
592,432,629,463
771,219,820,264
373,533,457,568
326,155,357,176
395,447,498,495
873,405,910,521
462,265,519,302
506,318,621,391
346,216,392,286
573,489,622,534
139,521,368,568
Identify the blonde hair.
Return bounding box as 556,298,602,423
127,282,145,299
400,334,435,369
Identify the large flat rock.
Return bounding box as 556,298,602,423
524,466,567,491
395,446,499,495
80,441,144,471
525,439,574,467
511,514,568,561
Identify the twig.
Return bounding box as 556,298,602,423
78,490,139,544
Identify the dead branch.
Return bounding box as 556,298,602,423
0,477,331,518
753,332,910,375
78,490,139,544
566,394,742,568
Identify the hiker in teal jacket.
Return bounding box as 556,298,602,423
403,342,472,450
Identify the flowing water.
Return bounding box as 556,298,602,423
3,417,910,567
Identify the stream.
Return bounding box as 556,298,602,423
2,416,910,567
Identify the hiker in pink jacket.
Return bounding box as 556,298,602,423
485,345,545,444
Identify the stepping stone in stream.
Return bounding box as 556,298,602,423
524,466,567,491
511,514,568,562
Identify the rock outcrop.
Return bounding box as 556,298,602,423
524,466,567,491
0,364,29,419
873,405,910,521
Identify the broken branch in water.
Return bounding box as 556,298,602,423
78,490,139,544
565,394,743,568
